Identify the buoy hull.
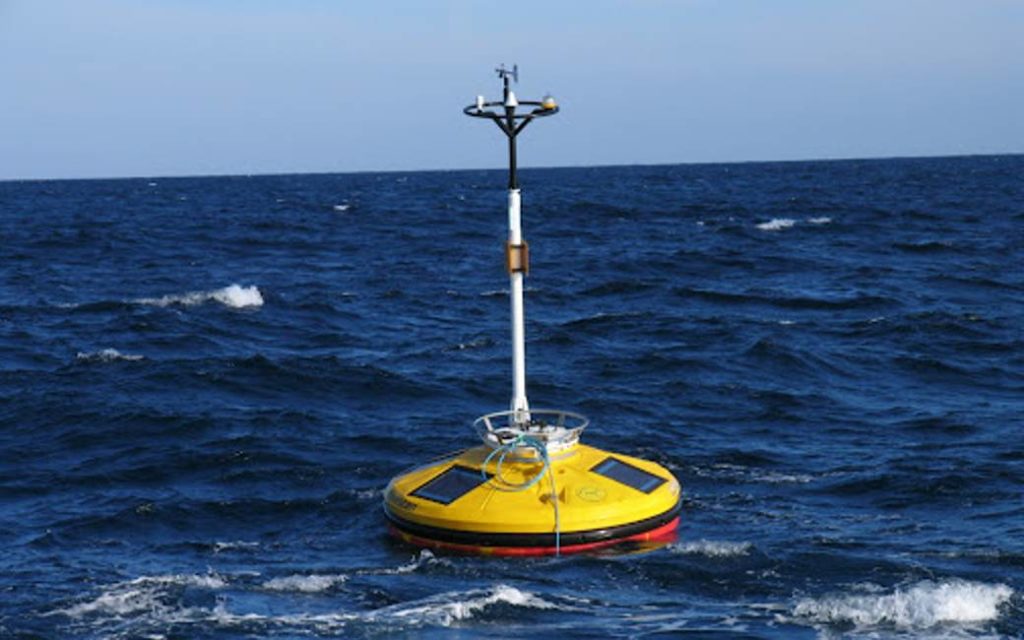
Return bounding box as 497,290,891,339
383,443,682,556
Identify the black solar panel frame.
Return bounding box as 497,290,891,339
590,457,666,494
411,465,490,505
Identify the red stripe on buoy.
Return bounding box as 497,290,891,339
389,517,679,557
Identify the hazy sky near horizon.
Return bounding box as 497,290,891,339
1,0,1022,180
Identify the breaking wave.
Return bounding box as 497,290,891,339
212,541,260,553
55,573,227,619
757,218,796,231
787,579,1013,632
262,574,347,593
366,584,563,627
75,348,144,363
136,284,264,309
668,540,753,557
53,578,567,635
372,549,444,575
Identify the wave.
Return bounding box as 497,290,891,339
668,540,753,557
689,462,815,485
787,579,1013,632
478,286,540,298
445,336,494,352
580,280,658,296
675,286,894,311
54,577,567,635
212,540,260,554
75,348,144,363
135,284,263,309
55,573,227,619
372,549,442,576
262,573,347,593
225,551,440,595
757,218,796,231
368,584,562,627
892,240,956,253
558,310,652,329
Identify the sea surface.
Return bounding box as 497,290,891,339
1,155,1022,639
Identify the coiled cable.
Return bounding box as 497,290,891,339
481,434,561,555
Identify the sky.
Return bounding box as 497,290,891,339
1,0,1021,180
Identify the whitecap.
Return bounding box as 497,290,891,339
352,488,382,500
372,584,563,627
136,284,263,309
752,470,813,484
376,549,441,575
56,573,227,619
756,218,796,231
669,540,753,557
452,337,491,351
262,574,347,593
807,216,832,225
210,285,263,308
787,579,1013,631
691,463,813,485
212,540,260,553
75,348,144,363
333,204,351,212
52,577,570,634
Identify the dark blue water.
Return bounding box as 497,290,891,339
2,156,1022,639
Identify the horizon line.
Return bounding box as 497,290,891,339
2,150,1021,185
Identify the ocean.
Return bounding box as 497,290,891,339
1,155,1022,638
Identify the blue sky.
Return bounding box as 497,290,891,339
1,0,1021,180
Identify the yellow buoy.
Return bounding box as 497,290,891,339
385,67,681,556
385,411,681,556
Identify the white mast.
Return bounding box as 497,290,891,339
464,64,559,427
507,187,529,422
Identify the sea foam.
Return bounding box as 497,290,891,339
262,574,347,593
668,540,753,557
373,584,563,627
75,348,144,362
56,579,565,633
212,540,260,554
788,579,1013,631
375,549,442,575
137,284,263,309
57,573,227,619
757,218,796,231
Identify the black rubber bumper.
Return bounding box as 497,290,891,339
384,499,681,548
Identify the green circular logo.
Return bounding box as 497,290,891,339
576,486,607,502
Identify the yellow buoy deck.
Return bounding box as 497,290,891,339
384,419,681,555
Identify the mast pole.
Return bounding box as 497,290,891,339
503,68,529,424
463,64,559,427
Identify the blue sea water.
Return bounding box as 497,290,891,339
1,155,1022,639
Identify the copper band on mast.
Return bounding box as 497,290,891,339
505,241,529,274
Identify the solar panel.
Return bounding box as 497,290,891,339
591,457,666,494
411,465,489,505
